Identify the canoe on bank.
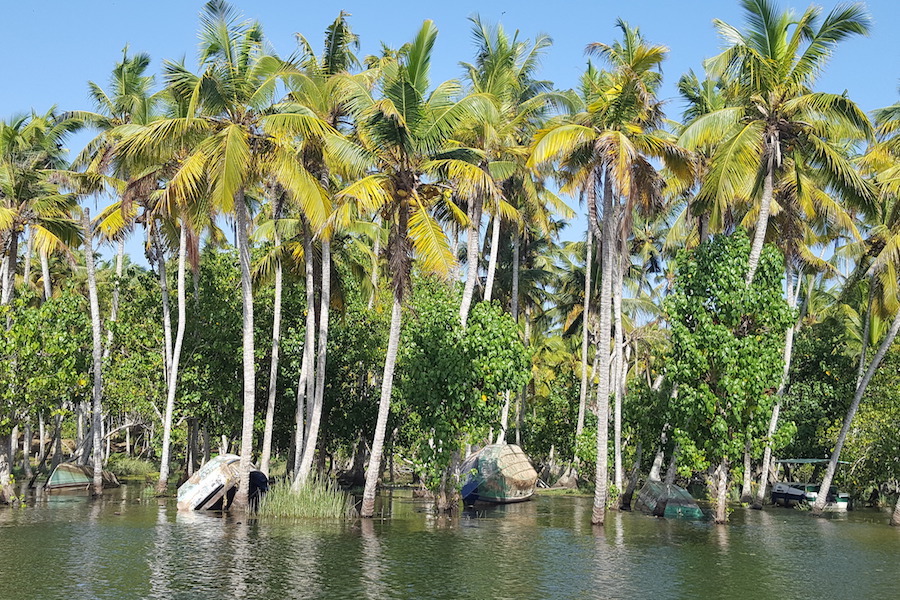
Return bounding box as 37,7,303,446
635,479,704,520
46,463,120,491
176,454,268,511
461,444,538,504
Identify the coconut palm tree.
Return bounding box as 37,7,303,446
680,0,873,285
337,19,492,517
530,20,689,525
117,0,332,510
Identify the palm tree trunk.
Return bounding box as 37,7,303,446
483,212,501,303
82,210,105,496
260,231,283,476
740,441,753,503
714,457,730,524
291,226,317,487
754,260,798,508
361,295,403,518
613,246,624,496
459,195,484,327
40,249,52,301
813,305,900,515
592,169,614,526
891,491,900,526
496,391,511,444
103,237,125,359
156,231,173,391
233,191,257,512
577,227,593,442
22,227,32,289
296,237,331,484
856,274,876,384
156,224,187,494
745,151,776,286
368,215,382,310
1,230,19,306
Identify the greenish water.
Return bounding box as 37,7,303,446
1,486,898,599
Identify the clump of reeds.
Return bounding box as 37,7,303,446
258,477,351,520
107,455,156,479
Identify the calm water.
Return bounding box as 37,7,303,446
1,486,898,599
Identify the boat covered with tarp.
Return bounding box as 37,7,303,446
176,454,268,511
45,463,120,491
460,444,538,504
771,458,849,511
635,479,704,520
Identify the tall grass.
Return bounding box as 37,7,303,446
107,455,156,479
258,478,351,520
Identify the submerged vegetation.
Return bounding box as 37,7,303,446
1,0,900,528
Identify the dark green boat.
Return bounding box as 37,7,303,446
45,463,120,491
635,479,705,520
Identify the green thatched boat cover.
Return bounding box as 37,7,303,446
460,444,537,503
635,480,704,520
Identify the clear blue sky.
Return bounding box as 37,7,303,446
1,0,897,261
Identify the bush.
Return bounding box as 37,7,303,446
258,478,351,519
106,455,156,479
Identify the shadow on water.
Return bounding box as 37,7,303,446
1,485,899,599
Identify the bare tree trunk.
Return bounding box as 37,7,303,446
813,306,900,514
620,440,642,509
233,192,257,512
613,248,625,496
156,231,173,393
0,433,11,504
368,214,382,310
362,296,402,518
291,228,317,488
459,195,484,327
483,213,502,303
649,449,664,481
891,491,900,526
745,151,775,286
103,237,126,359
260,229,283,476
754,262,798,509
592,169,614,526
38,413,46,463
1,230,19,306
856,275,876,384
83,210,105,497
664,444,679,486
496,391,511,444
22,421,33,479
740,441,753,503
297,237,331,484
714,457,730,524
156,224,187,494
22,227,32,289
40,250,52,300
577,226,593,443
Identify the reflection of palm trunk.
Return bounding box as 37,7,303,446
361,296,402,518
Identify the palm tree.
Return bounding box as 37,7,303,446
680,0,873,285
338,20,491,517
118,0,332,510
530,20,688,525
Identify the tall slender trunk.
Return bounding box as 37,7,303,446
233,192,257,512
361,296,403,518
38,413,46,463
664,444,679,486
592,169,614,526
496,391,511,444
260,229,284,476
891,491,900,526
83,210,105,496
813,306,900,514
296,237,331,484
483,212,501,303
740,441,753,503
40,250,52,300
745,146,776,286
291,226,317,486
459,195,484,327
368,215,382,311
103,237,125,359
714,457,730,524
620,440,641,509
22,227,32,289
156,224,187,494
856,274,876,385
156,231,173,391
1,230,19,306
577,227,593,443
613,246,625,495
754,260,798,509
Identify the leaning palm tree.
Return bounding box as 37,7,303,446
337,19,492,517
117,0,332,510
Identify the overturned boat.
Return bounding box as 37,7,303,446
45,463,120,491
460,444,538,504
176,454,268,511
635,479,704,520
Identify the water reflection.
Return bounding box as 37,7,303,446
1,487,900,599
